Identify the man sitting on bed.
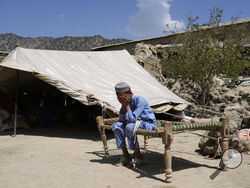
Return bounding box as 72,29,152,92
111,82,156,166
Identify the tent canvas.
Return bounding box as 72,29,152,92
0,47,188,114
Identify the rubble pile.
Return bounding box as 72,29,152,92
171,77,250,154
133,43,250,153
172,78,250,153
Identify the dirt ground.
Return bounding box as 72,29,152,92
0,125,250,188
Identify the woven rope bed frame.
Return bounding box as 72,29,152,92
96,116,229,183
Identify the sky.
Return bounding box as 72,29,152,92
0,0,250,40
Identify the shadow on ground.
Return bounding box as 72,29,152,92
0,124,103,141
88,149,218,183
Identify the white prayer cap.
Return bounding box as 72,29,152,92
115,82,130,94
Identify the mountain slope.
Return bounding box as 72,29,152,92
0,33,130,52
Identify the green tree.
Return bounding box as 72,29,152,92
162,7,249,105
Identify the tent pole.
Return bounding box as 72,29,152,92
14,70,19,137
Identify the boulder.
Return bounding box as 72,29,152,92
133,43,162,78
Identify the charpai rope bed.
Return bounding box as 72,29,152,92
96,116,229,183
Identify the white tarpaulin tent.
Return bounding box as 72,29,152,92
0,47,188,114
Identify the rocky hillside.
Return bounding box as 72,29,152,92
0,33,130,52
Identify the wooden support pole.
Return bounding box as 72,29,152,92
14,70,19,137
96,116,109,155
144,135,148,149
220,117,229,171
162,121,173,183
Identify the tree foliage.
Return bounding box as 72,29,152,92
162,7,249,105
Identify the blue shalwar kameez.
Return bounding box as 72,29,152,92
111,95,156,150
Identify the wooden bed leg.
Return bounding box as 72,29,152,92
162,121,173,183
144,136,148,149
96,116,109,155
220,117,229,171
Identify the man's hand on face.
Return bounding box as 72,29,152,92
117,93,131,112
117,95,127,105
123,95,131,104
